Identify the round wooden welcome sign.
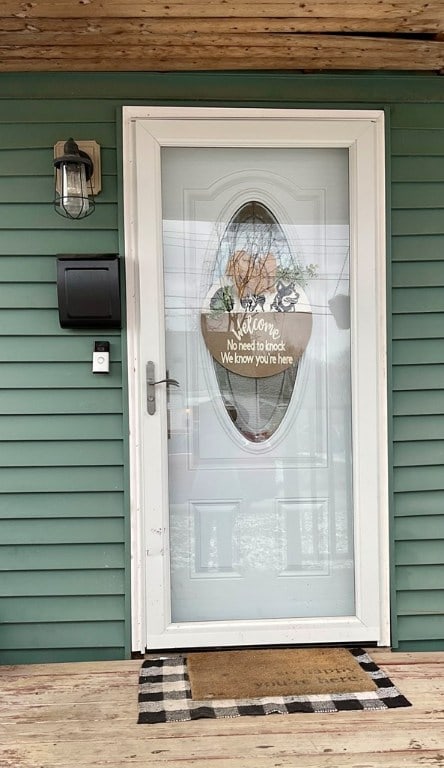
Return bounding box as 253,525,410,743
201,202,313,379
201,296,312,379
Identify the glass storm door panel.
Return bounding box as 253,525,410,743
161,146,354,623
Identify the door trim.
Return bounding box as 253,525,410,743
122,106,389,652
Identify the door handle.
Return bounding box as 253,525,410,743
146,361,179,415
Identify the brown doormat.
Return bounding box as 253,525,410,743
138,648,412,722
186,647,377,700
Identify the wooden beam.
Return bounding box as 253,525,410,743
1,1,443,73
5,0,444,23
0,16,443,40
0,35,442,71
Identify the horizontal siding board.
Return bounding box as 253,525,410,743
0,337,122,363
0,361,122,387
0,203,117,230
395,516,444,540
392,287,444,313
392,183,444,210
0,308,122,334
394,465,444,492
392,235,444,261
0,595,125,623
396,564,444,590
0,147,116,177
392,156,444,183
397,615,444,641
391,104,444,129
0,230,119,255
393,365,444,391
392,209,444,236
397,590,444,614
392,340,444,366
0,174,118,204
0,414,123,440
0,621,125,649
0,282,56,308
0,517,124,544
394,491,444,517
0,175,52,204
392,261,444,288
393,415,444,442
0,388,122,415
0,255,57,281
0,388,122,414
394,440,444,467
391,129,444,156
0,568,125,596
0,308,60,333
397,640,444,651
0,647,125,664
2,71,444,102
0,492,123,519
396,540,444,565
392,313,444,339
0,543,124,570
393,390,444,416
0,122,116,148
0,440,123,467
0,98,121,122
0,466,124,493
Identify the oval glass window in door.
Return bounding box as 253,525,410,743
201,201,315,443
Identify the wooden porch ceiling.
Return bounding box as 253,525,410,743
1,1,444,73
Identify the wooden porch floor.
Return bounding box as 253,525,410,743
1,649,443,768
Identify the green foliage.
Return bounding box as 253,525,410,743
276,262,318,287
210,285,235,312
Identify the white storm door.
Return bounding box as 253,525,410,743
123,108,389,652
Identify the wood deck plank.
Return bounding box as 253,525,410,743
2,752,444,768
1,650,443,768
0,659,138,676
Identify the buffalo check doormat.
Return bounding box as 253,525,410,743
137,648,411,723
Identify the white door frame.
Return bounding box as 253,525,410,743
122,106,390,652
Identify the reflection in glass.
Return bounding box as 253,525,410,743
215,362,297,443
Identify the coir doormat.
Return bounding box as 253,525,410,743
138,647,411,723
186,647,376,699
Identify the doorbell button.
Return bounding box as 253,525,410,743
92,341,110,374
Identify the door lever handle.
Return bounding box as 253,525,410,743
153,377,180,387
146,361,179,415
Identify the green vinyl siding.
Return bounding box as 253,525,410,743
391,100,444,650
392,235,444,261
0,87,126,664
0,73,443,662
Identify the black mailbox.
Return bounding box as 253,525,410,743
57,255,121,329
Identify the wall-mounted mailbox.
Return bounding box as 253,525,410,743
57,254,121,329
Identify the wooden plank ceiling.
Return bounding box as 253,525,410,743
1,0,444,72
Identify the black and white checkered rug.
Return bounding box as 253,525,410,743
138,648,411,723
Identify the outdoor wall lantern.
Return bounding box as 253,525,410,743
53,138,101,220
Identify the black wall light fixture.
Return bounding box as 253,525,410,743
53,138,101,220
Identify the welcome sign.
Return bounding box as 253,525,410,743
200,200,315,382
201,306,312,378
